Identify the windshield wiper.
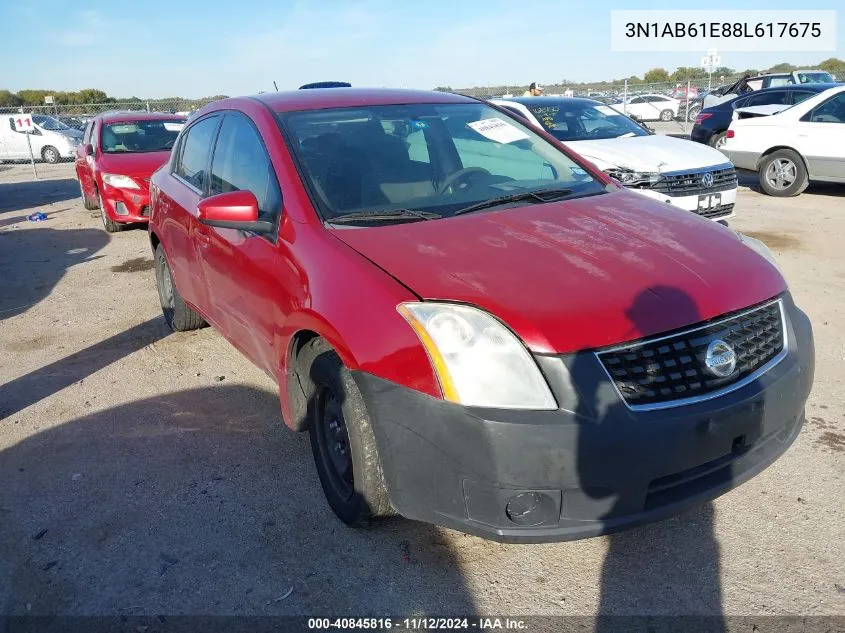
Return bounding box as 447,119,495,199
327,208,442,224
452,188,574,216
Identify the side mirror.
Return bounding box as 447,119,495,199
197,190,273,233
84,143,94,156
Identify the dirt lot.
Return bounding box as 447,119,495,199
1,165,843,620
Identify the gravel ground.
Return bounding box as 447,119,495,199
0,167,843,620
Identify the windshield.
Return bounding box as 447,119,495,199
281,103,605,222
797,71,835,83
523,102,649,142
101,119,185,153
32,114,71,131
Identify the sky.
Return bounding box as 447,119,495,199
1,0,841,98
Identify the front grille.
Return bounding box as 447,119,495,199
648,165,737,197
695,203,734,219
597,299,785,409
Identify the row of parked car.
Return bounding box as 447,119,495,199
65,84,814,543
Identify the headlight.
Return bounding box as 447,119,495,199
737,232,782,273
398,302,557,410
604,168,661,187
102,173,140,189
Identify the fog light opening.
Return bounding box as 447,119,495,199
114,201,129,216
505,492,554,526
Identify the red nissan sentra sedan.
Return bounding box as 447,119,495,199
76,111,185,233
148,88,814,543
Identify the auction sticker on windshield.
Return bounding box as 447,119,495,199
595,105,617,116
468,118,529,144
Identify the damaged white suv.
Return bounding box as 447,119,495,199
490,96,739,222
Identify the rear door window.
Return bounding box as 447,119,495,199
174,116,219,191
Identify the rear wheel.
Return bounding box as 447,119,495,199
660,109,674,122
758,149,809,197
155,243,205,331
41,146,60,164
709,132,727,149
686,105,701,122
299,338,393,526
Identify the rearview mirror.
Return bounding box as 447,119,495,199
197,190,273,233
84,143,94,156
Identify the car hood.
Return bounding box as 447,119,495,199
98,151,171,181
330,190,785,354
565,135,730,172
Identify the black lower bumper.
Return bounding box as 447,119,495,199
353,296,814,543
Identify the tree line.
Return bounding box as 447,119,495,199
0,88,229,108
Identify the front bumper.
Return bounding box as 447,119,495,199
354,295,814,543
633,186,737,221
100,184,150,223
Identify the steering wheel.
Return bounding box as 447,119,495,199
587,126,615,138
437,167,491,195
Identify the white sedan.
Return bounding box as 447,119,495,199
720,85,845,196
609,94,680,121
491,97,738,221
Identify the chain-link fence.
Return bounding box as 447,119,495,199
0,99,214,184
450,76,744,132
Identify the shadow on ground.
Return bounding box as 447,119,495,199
737,170,845,197
0,217,108,322
0,179,80,213
0,385,476,616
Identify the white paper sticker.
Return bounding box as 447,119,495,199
163,122,185,131
595,105,616,116
467,118,529,144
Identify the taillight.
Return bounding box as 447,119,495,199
726,129,735,138
694,112,712,125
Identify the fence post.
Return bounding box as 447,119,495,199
623,79,628,115
686,80,691,123
145,101,151,112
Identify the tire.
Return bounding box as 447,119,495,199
41,146,60,164
299,338,393,526
709,132,727,150
155,243,206,331
687,105,701,122
78,178,98,210
758,149,809,197
98,194,123,233
660,109,675,122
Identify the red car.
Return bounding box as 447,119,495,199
148,88,814,542
76,112,185,232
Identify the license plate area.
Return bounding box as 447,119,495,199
698,192,722,211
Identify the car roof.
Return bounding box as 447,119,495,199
498,96,602,108
254,88,472,113
753,83,840,92
98,111,186,124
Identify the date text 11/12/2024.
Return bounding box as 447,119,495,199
307,617,528,630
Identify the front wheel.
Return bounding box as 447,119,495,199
79,179,98,210
299,338,393,526
660,109,675,122
687,106,701,122
41,146,60,164
98,194,123,233
155,243,206,331
758,149,809,197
